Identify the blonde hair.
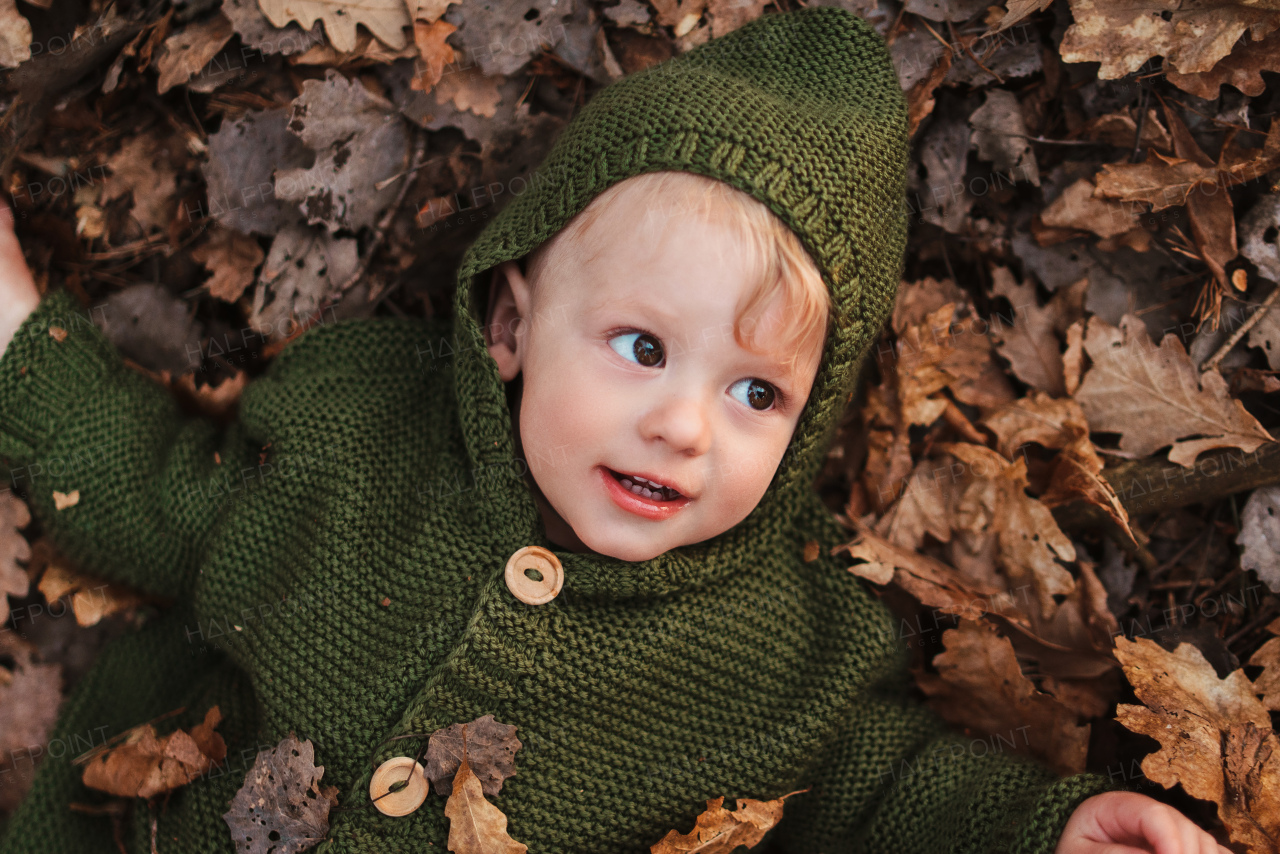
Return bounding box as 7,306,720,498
524,171,831,368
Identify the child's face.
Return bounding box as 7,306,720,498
484,192,824,562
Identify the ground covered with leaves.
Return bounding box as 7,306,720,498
1,0,1280,850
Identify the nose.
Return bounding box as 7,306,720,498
637,392,712,456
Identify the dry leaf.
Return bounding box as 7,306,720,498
990,268,1086,397
968,89,1039,185
52,490,80,510
426,714,521,797
81,707,226,799
192,226,265,303
1247,617,1280,711
915,619,1090,776
987,0,1052,32
1115,637,1280,854
1040,178,1139,240
874,458,953,551
1073,314,1274,467
1237,484,1280,593
0,0,32,68
0,631,62,785
36,562,145,627
257,0,410,51
102,131,180,233
0,493,31,612
250,221,358,340
942,442,1076,619
410,18,456,91
443,756,527,854
1059,0,1280,79
223,734,338,854
1166,30,1280,97
155,12,234,93
650,791,802,854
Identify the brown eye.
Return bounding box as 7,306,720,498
610,332,664,367
731,378,776,411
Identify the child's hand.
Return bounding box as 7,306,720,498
1055,792,1230,854
0,195,41,357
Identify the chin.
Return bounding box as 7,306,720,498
579,530,668,563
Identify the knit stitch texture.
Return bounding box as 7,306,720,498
0,7,1115,853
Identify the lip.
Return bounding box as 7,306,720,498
600,467,693,521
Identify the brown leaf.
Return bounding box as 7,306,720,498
906,49,952,138
1094,152,1214,211
223,734,338,854
192,226,265,303
982,393,1135,543
410,18,457,92
154,12,234,94
1115,637,1280,853
257,0,409,51
51,490,79,510
990,268,1086,397
1247,618,1280,710
0,493,31,612
37,562,146,627
102,131,181,234
914,620,1090,776
1039,178,1139,240
444,757,528,854
986,0,1053,33
426,714,521,797
1073,314,1274,467
81,707,226,799
649,791,803,854
0,630,62,803
874,458,954,551
1059,0,1280,79
1167,30,1280,98
1083,109,1172,152
942,442,1076,619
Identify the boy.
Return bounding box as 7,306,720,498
0,7,1226,853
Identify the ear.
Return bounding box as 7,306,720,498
484,260,532,382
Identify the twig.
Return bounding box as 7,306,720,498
1200,285,1280,372
1131,84,1148,164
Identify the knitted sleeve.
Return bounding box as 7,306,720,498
774,645,1122,854
0,290,265,599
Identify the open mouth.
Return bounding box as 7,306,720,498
606,468,684,502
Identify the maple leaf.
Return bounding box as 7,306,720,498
223,734,338,854
444,756,528,854
649,790,804,854
1073,314,1274,467
0,492,31,613
80,707,226,799
1059,0,1280,79
1114,637,1280,853
915,619,1090,776
426,713,521,797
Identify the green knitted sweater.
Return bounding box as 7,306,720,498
0,8,1112,853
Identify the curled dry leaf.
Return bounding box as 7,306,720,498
36,560,146,627
223,734,338,854
650,790,805,854
444,756,528,854
426,713,521,797
81,706,226,799
0,492,31,612
914,619,1090,776
1114,637,1280,854
1073,314,1274,467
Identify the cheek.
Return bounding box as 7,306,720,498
518,352,610,475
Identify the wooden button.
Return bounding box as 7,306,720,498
504,546,563,605
369,757,428,817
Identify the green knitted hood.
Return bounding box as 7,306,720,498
450,6,909,594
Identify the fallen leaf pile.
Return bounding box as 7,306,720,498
4,0,1280,848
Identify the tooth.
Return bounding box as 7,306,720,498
620,478,634,488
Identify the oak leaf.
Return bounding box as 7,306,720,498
1247,617,1280,711
650,791,803,854
1059,0,1280,79
80,707,226,799
1166,29,1280,97
990,268,1087,397
256,0,410,52
192,226,265,303
915,619,1090,775
37,559,147,627
1115,637,1280,854
1073,315,1274,467
426,713,521,797
154,12,234,93
444,756,527,854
